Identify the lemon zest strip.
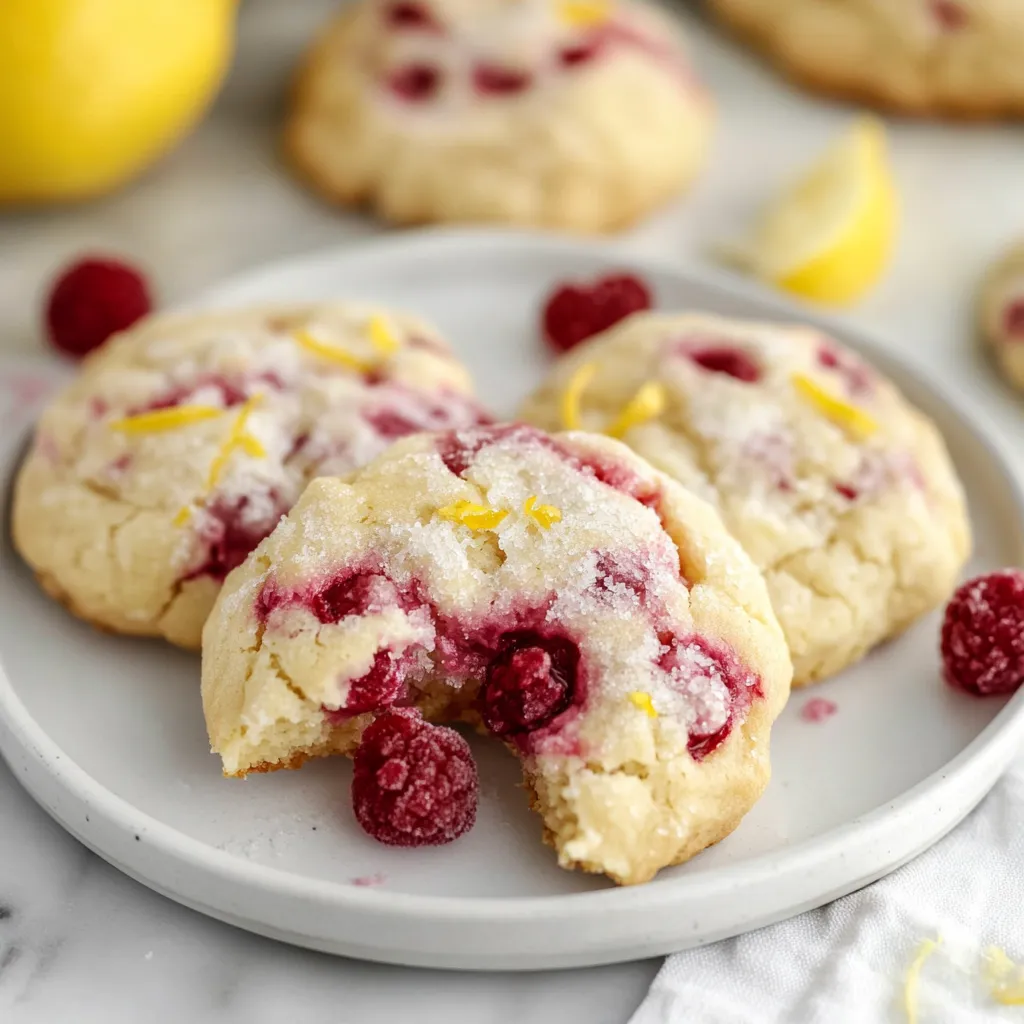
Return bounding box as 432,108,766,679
605,381,666,439
173,506,193,527
294,327,374,373
437,501,509,531
556,0,612,28
628,692,658,718
904,936,942,1024
206,394,265,490
561,362,597,430
367,314,400,356
983,946,1024,1006
523,496,562,529
791,372,878,440
109,405,222,434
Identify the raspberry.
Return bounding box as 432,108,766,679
45,257,151,358
480,633,579,737
1003,299,1024,337
341,651,406,715
941,570,1024,696
185,493,283,582
388,64,441,101
352,709,478,847
817,343,873,396
385,2,439,30
686,346,761,382
541,273,652,353
931,0,967,30
559,38,604,67
473,64,532,96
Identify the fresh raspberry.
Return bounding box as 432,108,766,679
480,633,579,737
473,64,532,96
941,570,1024,696
352,709,478,847
542,273,652,353
388,64,441,101
686,346,761,382
1003,299,1024,337
45,257,151,358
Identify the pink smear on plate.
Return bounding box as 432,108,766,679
351,872,387,887
800,697,838,723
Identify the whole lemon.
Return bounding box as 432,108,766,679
0,0,237,206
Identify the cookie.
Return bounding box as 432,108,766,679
709,0,1024,118
519,313,971,686
284,0,711,233
201,425,791,885
978,241,1024,393
12,304,489,648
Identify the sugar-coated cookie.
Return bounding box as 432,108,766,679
285,0,711,232
201,425,791,884
710,0,1024,118
13,305,489,648
978,241,1024,393
519,313,971,685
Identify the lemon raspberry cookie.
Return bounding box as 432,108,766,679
12,304,489,648
519,313,971,686
284,0,711,232
709,0,1024,117
978,241,1024,394
201,426,791,884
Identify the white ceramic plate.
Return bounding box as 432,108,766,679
2,231,1024,970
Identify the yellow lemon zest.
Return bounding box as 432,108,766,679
605,381,666,439
791,373,878,440
904,937,942,1024
561,362,597,430
293,327,374,373
437,501,509,531
983,946,1024,1006
628,692,658,718
206,394,265,490
367,314,400,356
556,0,612,28
173,506,193,527
109,405,222,434
523,496,562,529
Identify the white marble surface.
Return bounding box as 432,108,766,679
2,1,1023,1021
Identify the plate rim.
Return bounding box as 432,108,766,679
3,227,1024,929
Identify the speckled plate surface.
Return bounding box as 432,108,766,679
2,231,1023,970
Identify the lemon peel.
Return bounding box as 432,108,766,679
561,362,597,430
983,946,1024,1006
173,506,193,527
628,692,658,718
556,0,612,28
109,405,222,434
367,314,400,356
903,936,942,1024
523,496,562,529
792,373,878,440
605,381,666,439
206,395,265,490
438,501,509,531
294,327,374,373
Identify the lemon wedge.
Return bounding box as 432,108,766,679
740,118,897,306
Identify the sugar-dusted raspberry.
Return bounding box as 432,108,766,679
45,256,152,358
686,346,761,382
352,709,478,847
388,64,442,102
480,633,579,737
1003,299,1024,337
342,650,406,715
542,273,652,353
473,64,532,96
941,570,1024,696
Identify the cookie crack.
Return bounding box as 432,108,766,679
268,651,315,707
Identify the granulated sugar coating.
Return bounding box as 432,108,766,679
941,570,1024,696
520,312,971,688
202,426,791,884
12,303,488,648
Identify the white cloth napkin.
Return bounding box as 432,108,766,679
630,756,1024,1024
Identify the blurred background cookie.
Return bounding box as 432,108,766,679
978,240,1024,393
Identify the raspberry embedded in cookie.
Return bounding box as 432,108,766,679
186,493,286,581
334,650,407,716
1003,299,1024,338
930,0,967,31
352,708,479,847
941,570,1024,696
385,2,440,31
480,633,580,739
473,64,533,96
558,36,604,67
684,345,761,383
388,64,442,101
817,342,873,397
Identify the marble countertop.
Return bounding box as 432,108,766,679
2,1,1023,1021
